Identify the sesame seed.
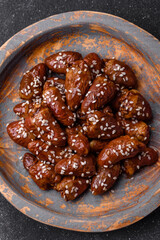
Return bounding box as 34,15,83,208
104,165,108,168
65,190,69,194
113,177,117,180
112,130,116,135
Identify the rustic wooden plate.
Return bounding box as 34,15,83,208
0,11,160,232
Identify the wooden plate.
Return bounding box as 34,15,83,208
0,11,160,232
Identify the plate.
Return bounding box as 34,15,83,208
0,11,160,232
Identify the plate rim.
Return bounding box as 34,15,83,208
0,10,160,232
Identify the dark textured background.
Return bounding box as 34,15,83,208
0,0,160,239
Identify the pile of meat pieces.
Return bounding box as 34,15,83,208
7,51,158,201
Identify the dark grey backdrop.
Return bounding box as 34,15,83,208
0,0,160,239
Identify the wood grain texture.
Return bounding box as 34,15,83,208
0,11,160,232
